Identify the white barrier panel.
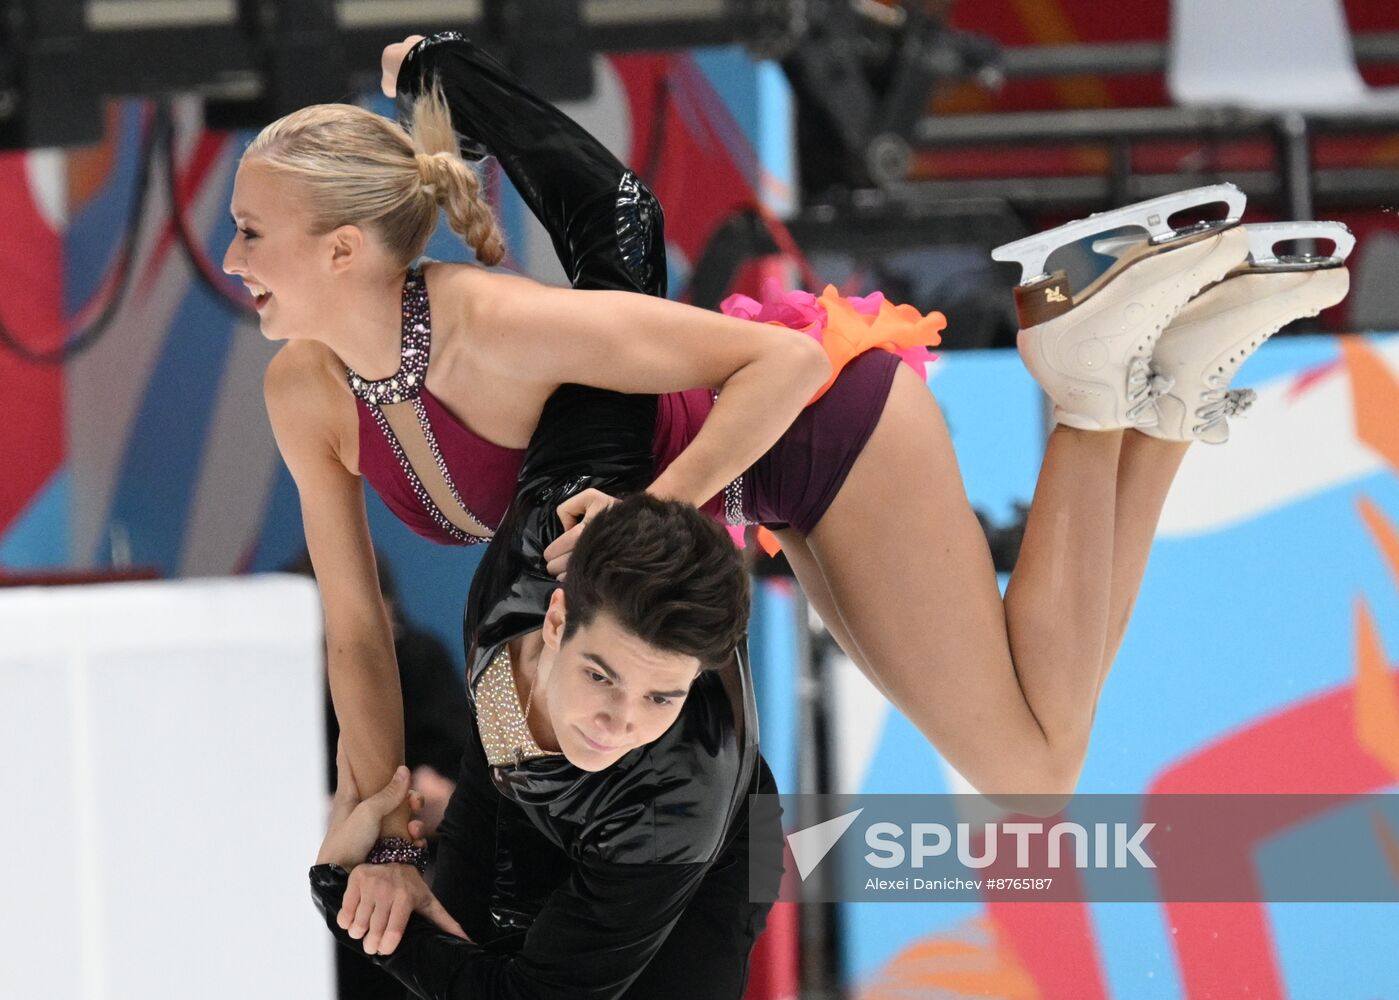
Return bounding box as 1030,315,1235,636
0,575,333,1000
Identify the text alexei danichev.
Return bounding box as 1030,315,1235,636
866,877,982,891
864,877,1057,892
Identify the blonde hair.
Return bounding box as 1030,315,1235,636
243,82,505,269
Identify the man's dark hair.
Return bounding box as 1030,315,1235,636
562,494,749,670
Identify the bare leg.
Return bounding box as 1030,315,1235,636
1000,423,1123,760
787,420,1184,782
775,529,892,702
801,367,1129,796
1094,430,1191,701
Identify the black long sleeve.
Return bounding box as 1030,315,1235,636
394,31,666,297
310,854,712,1000
310,673,749,999
312,865,488,998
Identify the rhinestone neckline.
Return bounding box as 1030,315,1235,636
345,268,431,406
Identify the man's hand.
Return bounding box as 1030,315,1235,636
318,743,428,870
543,488,620,578
381,35,427,98
338,862,469,956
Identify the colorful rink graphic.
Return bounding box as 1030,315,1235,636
2,39,1397,1000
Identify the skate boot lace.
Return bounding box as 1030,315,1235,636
1193,376,1257,437
1126,356,1174,427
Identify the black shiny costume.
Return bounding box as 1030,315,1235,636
308,33,782,999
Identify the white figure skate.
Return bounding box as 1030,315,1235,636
993,184,1250,431
1141,221,1354,444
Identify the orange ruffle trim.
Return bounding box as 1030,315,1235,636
809,285,946,403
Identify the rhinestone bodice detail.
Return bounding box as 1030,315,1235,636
475,646,562,767
347,267,527,547
345,270,433,407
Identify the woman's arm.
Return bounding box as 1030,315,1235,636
391,31,821,505
264,343,410,840
469,271,831,509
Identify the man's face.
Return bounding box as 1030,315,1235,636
537,590,702,772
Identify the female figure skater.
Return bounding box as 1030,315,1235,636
286,43,793,991
228,31,1350,847
231,32,826,855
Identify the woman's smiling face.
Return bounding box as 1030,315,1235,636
222,159,338,340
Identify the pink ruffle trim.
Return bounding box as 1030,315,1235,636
720,278,945,396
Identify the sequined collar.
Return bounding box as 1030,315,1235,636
345,267,431,406
476,645,563,767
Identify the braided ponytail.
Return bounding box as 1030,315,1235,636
243,82,506,271
410,82,506,266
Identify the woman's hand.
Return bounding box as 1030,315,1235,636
381,35,427,98
317,743,426,869
543,488,620,578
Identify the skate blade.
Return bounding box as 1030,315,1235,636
991,183,1247,286
1239,221,1355,272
